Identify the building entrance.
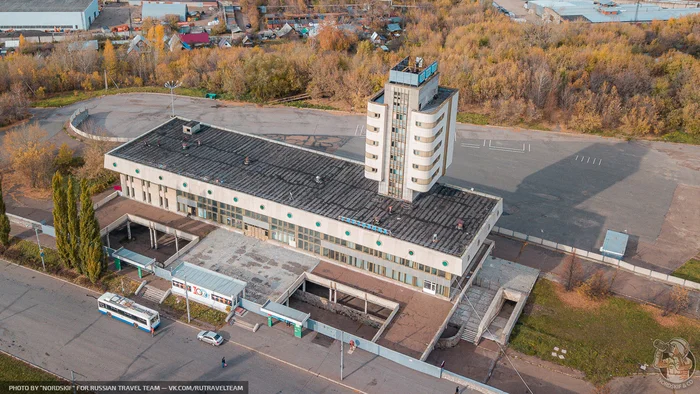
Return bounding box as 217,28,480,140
244,223,269,241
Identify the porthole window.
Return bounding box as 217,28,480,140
345,230,350,236
408,250,414,256
315,222,321,227
233,197,238,202
376,240,382,246
158,175,163,180
442,261,448,267
135,169,140,174
112,162,117,167
207,190,212,195
260,205,265,210
182,182,187,187
287,213,293,219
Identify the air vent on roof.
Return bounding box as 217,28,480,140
456,219,464,231
315,175,323,184
183,122,201,135
243,156,250,165
432,233,438,243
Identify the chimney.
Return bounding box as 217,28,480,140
432,233,438,243
243,156,250,165
456,219,464,231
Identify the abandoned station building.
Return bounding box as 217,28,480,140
104,58,502,300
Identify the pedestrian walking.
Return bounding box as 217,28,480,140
222,357,226,368
455,387,459,394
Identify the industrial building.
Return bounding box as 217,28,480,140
141,3,188,22
104,59,502,300
527,0,700,23
0,0,99,31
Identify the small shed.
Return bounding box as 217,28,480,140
600,230,629,259
387,23,401,33
112,247,155,279
142,3,188,22
260,300,310,338
171,262,247,312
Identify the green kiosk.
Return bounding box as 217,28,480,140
112,247,156,279
260,300,310,338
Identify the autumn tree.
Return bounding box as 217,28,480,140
315,25,358,52
563,254,582,292
66,177,81,272
79,179,103,283
54,143,76,175
0,177,10,248
103,39,119,83
663,286,690,317
0,84,30,127
52,172,71,268
3,124,55,189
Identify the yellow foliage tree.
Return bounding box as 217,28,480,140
3,123,56,189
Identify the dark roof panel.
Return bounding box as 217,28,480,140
110,118,499,257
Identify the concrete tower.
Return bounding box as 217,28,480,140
365,57,459,202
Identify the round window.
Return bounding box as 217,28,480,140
135,169,140,174
408,250,414,256
315,222,321,227
345,230,350,236
112,162,117,167
376,240,382,246
260,205,265,210
207,190,212,195
158,175,163,180
287,213,293,218
233,197,238,202
182,182,187,187
442,261,448,267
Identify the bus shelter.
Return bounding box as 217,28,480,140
112,247,156,279
260,300,310,338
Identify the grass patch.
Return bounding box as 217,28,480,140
456,112,489,125
32,87,212,108
662,131,700,145
0,351,65,382
671,259,700,283
283,101,339,111
510,279,700,384
162,294,228,328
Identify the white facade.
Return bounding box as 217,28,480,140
365,58,458,202
0,0,99,30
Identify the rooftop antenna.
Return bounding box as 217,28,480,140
289,191,294,202
164,80,182,117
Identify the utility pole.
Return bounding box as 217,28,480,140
184,275,191,323
634,0,640,22
104,69,108,91
340,331,344,380
71,370,76,394
164,80,182,117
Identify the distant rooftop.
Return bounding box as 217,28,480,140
0,0,95,12
389,56,439,87
530,0,700,22
108,118,500,257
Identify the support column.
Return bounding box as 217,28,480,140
127,221,132,240
302,281,306,292
329,288,332,302
115,258,122,271
267,315,273,327
285,298,289,307
137,267,143,279
106,230,111,248
294,324,302,338
149,227,154,248
153,227,158,250
364,296,368,314
175,232,179,252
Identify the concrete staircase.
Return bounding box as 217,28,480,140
141,285,166,304
451,286,498,344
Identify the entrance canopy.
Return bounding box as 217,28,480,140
260,300,310,326
112,247,156,270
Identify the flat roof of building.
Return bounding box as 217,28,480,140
109,117,500,257
0,0,94,12
171,262,247,297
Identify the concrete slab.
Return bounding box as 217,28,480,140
311,261,452,359
476,256,540,294
96,197,216,238
174,228,319,304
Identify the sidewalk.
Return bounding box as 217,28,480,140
217,312,477,394
489,234,700,318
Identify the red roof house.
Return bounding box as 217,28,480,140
179,32,210,46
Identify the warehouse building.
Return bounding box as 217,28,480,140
104,59,502,300
141,3,188,22
0,0,99,31
528,0,700,23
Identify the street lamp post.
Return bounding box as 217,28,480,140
184,275,191,323
164,80,182,117
33,225,46,271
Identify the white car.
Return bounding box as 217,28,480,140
197,330,224,346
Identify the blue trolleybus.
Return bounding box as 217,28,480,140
98,292,160,332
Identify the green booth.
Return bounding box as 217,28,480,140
260,300,310,338
112,247,156,279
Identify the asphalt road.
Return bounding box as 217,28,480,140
0,261,351,393
26,93,700,269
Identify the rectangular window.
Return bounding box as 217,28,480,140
159,196,163,207
148,193,152,203
165,198,169,209
142,191,146,201
126,187,130,197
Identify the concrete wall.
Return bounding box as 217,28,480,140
435,323,465,349
70,108,132,143
292,290,383,329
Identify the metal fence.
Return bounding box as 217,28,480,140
493,226,700,291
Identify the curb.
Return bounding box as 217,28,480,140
0,260,365,394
